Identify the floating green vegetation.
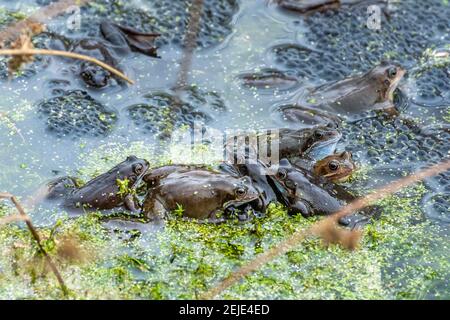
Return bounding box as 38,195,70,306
0,7,25,27
0,181,448,299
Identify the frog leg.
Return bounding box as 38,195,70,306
338,205,382,230
46,176,79,199
288,200,312,218
142,194,168,222
371,100,399,116
101,21,160,58
207,209,227,224
217,162,241,178
338,213,371,230
123,194,140,213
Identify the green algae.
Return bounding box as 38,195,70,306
0,178,448,299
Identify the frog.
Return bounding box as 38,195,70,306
294,151,356,183
277,0,340,14
99,21,160,58
276,103,342,128
277,0,388,15
46,156,149,212
143,164,214,186
221,160,279,215
70,21,160,88
237,68,299,91
224,125,342,167
293,153,380,228
279,62,406,124
70,38,119,88
277,125,342,161
272,159,344,217
142,169,260,221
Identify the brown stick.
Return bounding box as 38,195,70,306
200,158,450,300
0,48,134,84
0,192,69,296
175,0,204,89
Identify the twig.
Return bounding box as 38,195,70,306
200,158,450,300
0,48,134,84
175,0,204,89
0,192,69,296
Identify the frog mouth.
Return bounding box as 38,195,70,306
224,195,260,211
322,171,352,182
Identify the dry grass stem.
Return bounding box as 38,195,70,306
0,48,134,84
0,192,69,296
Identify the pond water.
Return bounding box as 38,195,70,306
0,0,449,299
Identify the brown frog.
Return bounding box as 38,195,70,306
47,156,149,212
279,62,406,124
277,0,340,14
99,21,160,58
272,159,343,217
277,125,342,161
142,169,260,221
295,151,356,183
238,68,299,91
277,0,388,15
71,21,160,88
225,125,342,166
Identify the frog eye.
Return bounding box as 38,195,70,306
133,163,144,174
235,186,247,197
277,169,288,180
314,130,324,139
328,160,340,171
285,179,297,189
387,67,397,78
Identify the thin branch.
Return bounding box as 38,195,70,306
175,0,204,90
200,158,450,300
0,192,69,296
0,48,134,84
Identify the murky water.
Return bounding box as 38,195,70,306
0,0,449,299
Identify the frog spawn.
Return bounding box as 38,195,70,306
270,0,450,84
35,0,239,50
341,117,450,222
342,118,449,167
127,87,227,139
410,66,450,108
149,0,239,48
37,90,117,138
